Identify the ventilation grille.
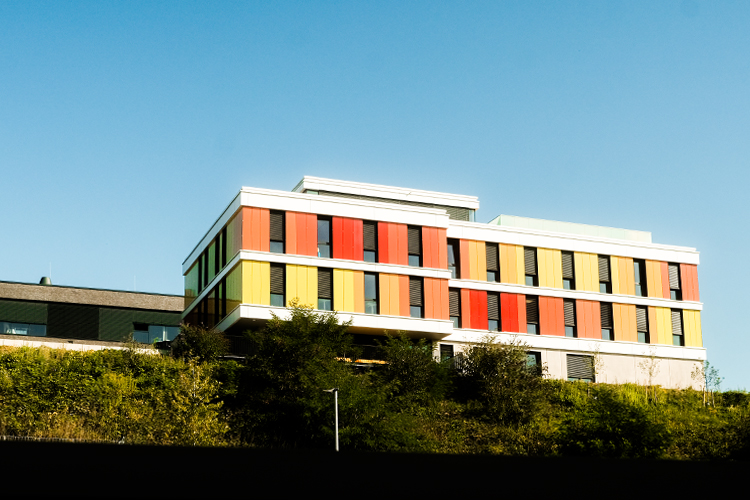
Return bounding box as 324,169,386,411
487,293,500,321
270,211,284,241
562,252,574,279
486,243,499,271
270,265,285,294
318,268,332,299
636,306,648,332
449,289,460,317
567,354,594,380
564,300,576,326
669,264,680,290
526,296,539,323
409,278,423,306
598,255,610,282
363,221,377,251
408,226,421,255
524,248,537,276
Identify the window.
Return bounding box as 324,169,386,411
524,247,538,286
318,268,332,311
317,217,332,258
526,295,539,334
601,302,614,341
364,273,378,314
409,277,423,318
487,292,500,331
449,288,461,328
634,259,647,297
363,221,377,263
562,251,575,290
668,263,682,300
527,351,542,375
564,299,576,337
0,322,46,337
408,226,422,267
270,210,285,253
672,309,684,346
567,354,594,382
447,239,460,279
598,255,612,294
270,264,285,306
486,243,499,282
440,344,454,362
636,306,649,343
133,324,179,344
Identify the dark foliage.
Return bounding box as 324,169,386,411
171,324,230,363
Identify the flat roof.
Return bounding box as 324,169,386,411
489,215,652,243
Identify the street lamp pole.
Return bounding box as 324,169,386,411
324,388,339,451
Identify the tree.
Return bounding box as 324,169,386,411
692,360,723,407
171,324,230,363
453,336,548,426
638,346,661,403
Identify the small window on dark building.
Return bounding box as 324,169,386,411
668,263,682,300
365,273,378,314
486,243,499,282
636,306,649,343
672,309,684,346
634,260,647,297
440,344,454,362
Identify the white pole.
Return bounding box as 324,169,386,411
334,388,339,452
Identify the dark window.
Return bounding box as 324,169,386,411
408,226,422,267
270,264,285,307
201,251,209,291
601,302,614,341
527,351,542,375
221,227,228,268
634,259,647,297
409,277,423,318
487,292,500,331
562,251,575,290
636,306,649,343
365,273,378,314
270,211,285,253
440,344,454,362
486,243,499,282
524,247,538,286
214,235,222,276
317,217,332,258
567,354,594,382
449,288,461,328
363,221,377,263
564,299,576,337
598,255,612,294
672,309,684,346
447,239,460,279
668,263,682,300
526,295,539,334
318,268,333,311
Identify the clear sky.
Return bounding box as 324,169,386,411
2,1,748,387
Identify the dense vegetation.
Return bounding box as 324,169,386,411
0,304,749,460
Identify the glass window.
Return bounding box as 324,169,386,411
271,294,284,307
318,298,332,311
408,255,421,267
487,271,497,282
440,344,454,361
270,241,284,253
673,334,684,346
410,306,422,318
364,250,376,263
447,239,459,279
317,218,331,258
364,273,378,314
634,260,646,297
565,326,576,337
1,322,46,337
488,319,499,332
526,323,538,334
563,279,573,290
601,328,613,341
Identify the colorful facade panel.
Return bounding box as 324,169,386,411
680,264,700,302
424,277,449,320
613,303,637,343
499,244,525,285
241,260,270,306
648,306,673,345
611,256,635,296
332,217,363,261
422,227,447,269
500,292,526,333
460,240,487,281
537,248,563,289
242,207,270,252
379,273,410,316
286,212,317,257
460,289,487,330
285,264,317,307
683,310,702,347
333,269,364,313
574,252,599,292
378,222,408,265
539,296,564,336
576,299,601,339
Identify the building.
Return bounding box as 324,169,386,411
0,279,182,351
182,176,704,388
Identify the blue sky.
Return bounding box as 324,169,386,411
2,1,748,387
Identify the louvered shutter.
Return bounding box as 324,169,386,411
446,206,471,221
598,255,610,282
669,264,680,290
270,265,284,294
562,252,574,279
318,268,332,299
567,354,594,380
524,247,537,276
526,296,539,323
671,309,683,336
487,293,500,321
600,302,613,329
564,300,576,326
409,278,423,306
363,221,376,251
408,226,421,255
449,289,460,317
270,211,284,241
486,244,499,272
636,307,648,332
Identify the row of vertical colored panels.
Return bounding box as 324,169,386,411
232,261,448,320
461,291,527,332
456,240,700,301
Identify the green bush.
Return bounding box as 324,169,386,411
171,324,230,363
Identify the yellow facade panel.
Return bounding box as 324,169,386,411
538,248,562,288
500,244,525,285
613,303,637,343
612,256,635,295
574,252,599,292
334,269,345,312
242,261,270,305
646,260,663,299
649,306,672,345
353,271,365,313
286,264,317,308
683,310,703,347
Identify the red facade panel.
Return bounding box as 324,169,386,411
241,207,270,252
576,300,601,339
422,227,447,269
680,264,700,302
424,277,449,320
332,217,363,261
469,289,488,330
460,288,472,329
286,212,317,256
500,293,526,333
378,222,408,265
539,296,564,336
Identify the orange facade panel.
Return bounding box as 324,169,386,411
378,222,408,265
680,264,700,302
424,277,449,320
646,260,668,299
286,212,317,257
332,217,363,261
660,261,670,300
500,293,526,333
241,207,270,252
422,227,447,269
539,296,564,337
379,273,408,316
613,303,637,343
576,299,601,339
